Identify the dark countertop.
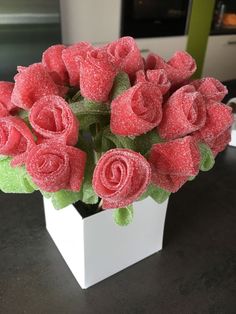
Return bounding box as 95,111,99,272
0,146,236,314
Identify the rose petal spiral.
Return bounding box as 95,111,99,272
92,148,151,209
0,116,35,166
148,136,200,192
62,41,93,87
80,48,116,102
29,95,79,145
11,63,65,110
26,142,86,192
158,85,207,139
111,82,163,136
42,44,69,85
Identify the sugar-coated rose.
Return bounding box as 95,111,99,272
190,77,228,102
135,69,171,95
0,81,18,115
111,82,163,136
106,36,144,79
62,42,93,87
80,48,116,102
146,51,196,86
29,95,79,145
42,44,69,85
158,85,206,140
148,136,200,192
193,101,233,156
0,116,35,166
194,101,233,143
207,129,231,156
11,63,66,110
92,148,151,209
26,142,86,192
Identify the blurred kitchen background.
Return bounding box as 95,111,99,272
1,0,236,90
0,0,61,81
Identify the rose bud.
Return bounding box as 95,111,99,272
62,41,93,88
146,51,196,86
42,44,69,85
26,141,86,192
190,77,228,102
0,81,18,115
80,48,116,102
29,95,79,145
106,36,144,79
11,63,66,110
148,136,200,192
92,148,151,209
0,116,35,166
158,85,207,140
111,82,163,136
135,69,171,95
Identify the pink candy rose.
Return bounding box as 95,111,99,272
0,81,18,116
146,51,196,86
92,148,151,209
148,136,200,192
80,48,117,102
42,44,69,85
106,36,144,79
111,82,163,136
11,63,66,110
0,116,35,166
158,85,207,140
29,95,79,145
26,142,86,192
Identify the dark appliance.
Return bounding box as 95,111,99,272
121,0,191,38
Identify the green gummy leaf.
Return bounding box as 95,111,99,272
70,100,110,130
113,205,133,226
148,184,170,204
199,143,215,171
134,130,164,155
17,109,29,123
110,71,131,100
51,190,82,209
188,176,196,181
0,158,35,193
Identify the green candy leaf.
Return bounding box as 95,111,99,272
113,205,134,226
77,135,99,205
0,158,35,193
70,100,110,130
134,130,164,155
148,184,171,204
110,71,131,100
199,143,215,171
51,190,82,209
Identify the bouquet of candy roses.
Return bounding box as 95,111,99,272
0,37,233,225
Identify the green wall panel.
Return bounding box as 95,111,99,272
186,0,216,78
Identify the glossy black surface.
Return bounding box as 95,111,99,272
0,147,235,314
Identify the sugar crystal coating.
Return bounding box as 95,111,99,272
29,95,79,145
0,81,17,113
146,51,196,86
42,44,69,85
0,116,35,166
148,136,200,192
92,148,151,209
106,36,144,79
191,77,228,102
111,82,163,136
158,85,207,139
26,141,86,192
80,48,116,102
62,42,93,87
11,63,65,110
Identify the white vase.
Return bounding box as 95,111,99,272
43,197,168,289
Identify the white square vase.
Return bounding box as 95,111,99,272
43,197,168,289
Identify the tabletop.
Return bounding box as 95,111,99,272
0,146,236,314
